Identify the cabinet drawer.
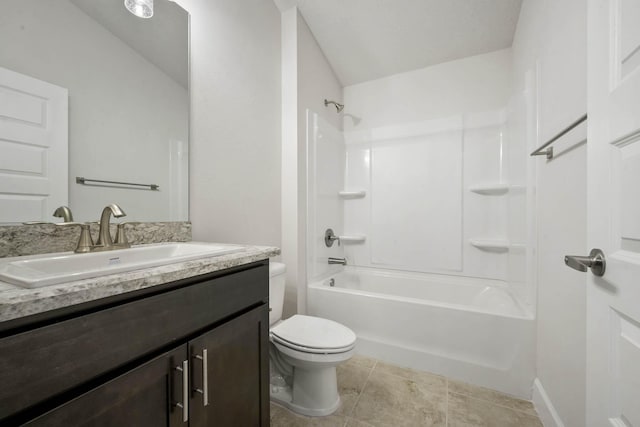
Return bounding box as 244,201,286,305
0,263,268,420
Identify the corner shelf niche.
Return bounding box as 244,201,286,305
469,239,510,252
338,190,366,199
468,183,509,195
468,183,527,195
510,242,526,251
339,235,366,244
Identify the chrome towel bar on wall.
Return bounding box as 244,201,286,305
76,177,159,191
530,113,587,160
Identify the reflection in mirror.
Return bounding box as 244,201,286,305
0,0,189,224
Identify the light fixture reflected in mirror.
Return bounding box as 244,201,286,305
125,0,153,19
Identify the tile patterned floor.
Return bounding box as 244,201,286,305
270,355,543,427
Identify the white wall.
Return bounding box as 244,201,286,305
297,13,344,133
511,0,587,425
280,7,343,316
342,50,515,282
0,0,188,222
177,0,282,247
344,49,512,132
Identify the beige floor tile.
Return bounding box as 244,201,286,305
447,392,543,427
335,362,372,416
344,417,375,426
271,402,348,427
346,354,378,370
269,356,543,427
448,379,537,416
351,370,446,426
373,361,447,388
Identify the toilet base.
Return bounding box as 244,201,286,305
270,383,341,417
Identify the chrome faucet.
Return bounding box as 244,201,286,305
53,206,74,222
328,257,347,265
95,204,130,250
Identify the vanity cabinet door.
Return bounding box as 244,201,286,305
24,345,189,427
189,304,269,427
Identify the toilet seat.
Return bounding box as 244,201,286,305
270,315,356,354
271,334,355,354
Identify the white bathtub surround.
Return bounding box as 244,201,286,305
342,110,517,283
303,49,536,401
308,267,535,398
306,112,346,283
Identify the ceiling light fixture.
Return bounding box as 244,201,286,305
124,0,153,19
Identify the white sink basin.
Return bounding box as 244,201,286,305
0,242,243,288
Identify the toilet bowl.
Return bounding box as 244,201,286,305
269,262,356,416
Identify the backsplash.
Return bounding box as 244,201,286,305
0,222,192,258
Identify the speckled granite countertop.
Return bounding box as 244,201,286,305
0,244,279,323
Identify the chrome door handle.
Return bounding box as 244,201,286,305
194,349,209,406
175,360,189,422
564,248,606,277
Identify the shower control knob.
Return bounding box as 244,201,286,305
564,248,606,277
325,229,340,247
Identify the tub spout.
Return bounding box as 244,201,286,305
328,257,347,265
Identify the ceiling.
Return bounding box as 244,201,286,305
71,0,189,89
291,0,523,86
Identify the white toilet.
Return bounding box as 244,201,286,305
269,262,356,416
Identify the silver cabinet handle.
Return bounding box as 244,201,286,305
564,248,606,277
175,360,189,422
194,349,209,406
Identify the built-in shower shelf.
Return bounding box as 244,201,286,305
469,239,510,251
339,235,366,244
468,183,510,195
338,190,366,199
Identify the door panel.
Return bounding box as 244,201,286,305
190,305,269,427
0,66,68,223
587,0,640,425
24,345,188,427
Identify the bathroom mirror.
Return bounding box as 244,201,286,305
0,0,189,223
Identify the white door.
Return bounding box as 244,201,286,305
0,66,68,223
586,0,640,425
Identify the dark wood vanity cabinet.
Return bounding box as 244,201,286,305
189,306,268,427
0,261,270,427
24,345,189,427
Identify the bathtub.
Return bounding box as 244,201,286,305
307,267,535,398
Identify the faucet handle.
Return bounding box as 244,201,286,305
55,222,95,253
114,223,131,247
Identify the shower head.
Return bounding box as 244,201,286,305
324,99,344,113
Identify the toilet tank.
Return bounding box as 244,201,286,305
269,262,287,326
